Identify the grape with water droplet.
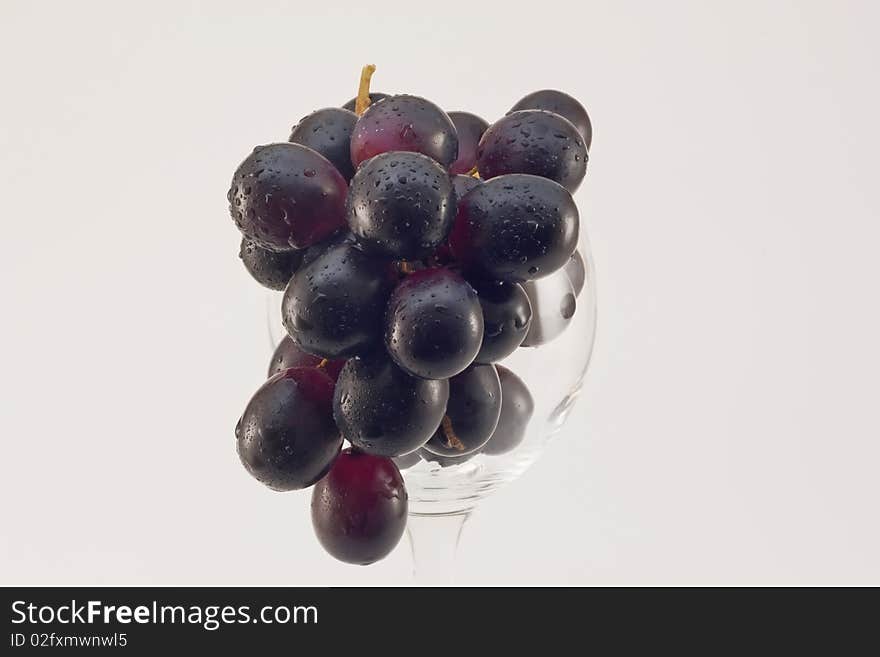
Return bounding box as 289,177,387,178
333,354,449,457
477,110,588,192
311,448,407,565
350,94,459,167
450,174,579,282
227,65,595,569
282,242,395,359
289,107,359,181
239,238,303,291
509,89,593,148
346,151,456,259
470,278,532,363
228,143,348,251
236,367,341,491
385,267,484,379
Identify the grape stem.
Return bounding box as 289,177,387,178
354,65,377,115
317,359,329,369
467,165,480,178
441,415,466,451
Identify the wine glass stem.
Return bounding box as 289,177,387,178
406,512,470,585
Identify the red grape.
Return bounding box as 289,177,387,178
311,448,407,565
350,95,458,167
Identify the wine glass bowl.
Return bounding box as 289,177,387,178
266,230,596,516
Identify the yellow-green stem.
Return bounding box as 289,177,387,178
355,65,377,115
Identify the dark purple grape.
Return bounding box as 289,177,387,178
346,152,455,259
448,111,489,175
477,110,587,193
342,92,391,111
333,355,449,457
509,89,592,148
235,368,341,491
480,366,534,455
565,249,586,297
385,268,483,379
300,230,355,267
423,364,501,457
228,143,348,251
417,447,476,468
521,274,577,347
239,238,303,291
350,95,458,168
452,173,483,200
289,107,358,181
282,242,394,359
311,448,407,565
450,174,579,282
268,335,345,382
471,279,532,363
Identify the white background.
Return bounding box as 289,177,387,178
2,0,878,585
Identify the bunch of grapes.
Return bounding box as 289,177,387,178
229,66,591,565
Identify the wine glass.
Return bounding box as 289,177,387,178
266,230,596,583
